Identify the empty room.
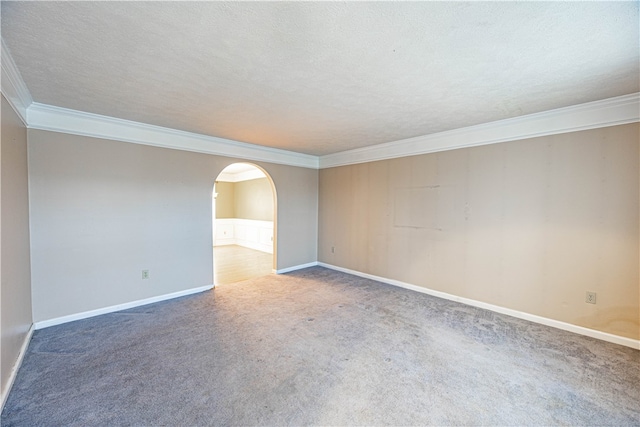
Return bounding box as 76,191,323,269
1,1,639,425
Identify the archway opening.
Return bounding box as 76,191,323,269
212,163,277,285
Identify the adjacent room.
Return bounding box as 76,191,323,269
1,1,638,425
213,162,276,284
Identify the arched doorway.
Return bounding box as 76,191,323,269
212,163,277,285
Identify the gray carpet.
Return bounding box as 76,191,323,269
2,267,639,426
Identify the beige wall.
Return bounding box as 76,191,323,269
215,181,235,218
1,96,33,397
319,123,639,340
28,129,318,323
215,178,274,221
235,178,274,221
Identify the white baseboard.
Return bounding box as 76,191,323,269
214,219,274,254
318,262,640,350
213,239,236,246
1,324,34,411
276,261,319,274
235,239,273,254
34,284,214,330
214,240,273,254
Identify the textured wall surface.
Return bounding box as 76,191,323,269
319,124,639,339
1,96,33,396
28,130,318,323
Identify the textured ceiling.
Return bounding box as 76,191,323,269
2,1,638,156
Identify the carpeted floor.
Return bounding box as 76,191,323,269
3,267,639,426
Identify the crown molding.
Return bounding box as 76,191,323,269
7,36,636,173
27,103,319,169
20,93,640,170
217,168,266,183
1,38,32,125
319,93,640,169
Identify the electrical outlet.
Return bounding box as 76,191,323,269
142,270,150,280
331,246,335,253
585,291,596,304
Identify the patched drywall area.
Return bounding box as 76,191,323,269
1,95,33,397
27,130,318,323
319,123,639,340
